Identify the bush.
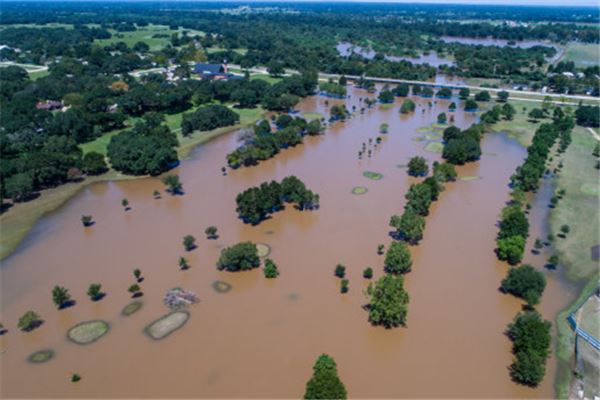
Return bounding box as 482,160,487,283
217,242,260,272
334,264,346,278
52,286,72,309
407,156,429,177
501,264,546,306
496,235,526,265
340,279,349,293
400,99,416,114
82,152,108,175
390,210,425,245
303,354,347,399
384,242,412,274
507,311,551,386
367,274,409,328
263,258,279,278
363,267,373,279
18,311,41,331
183,235,196,251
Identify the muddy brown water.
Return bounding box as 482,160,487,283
0,86,576,398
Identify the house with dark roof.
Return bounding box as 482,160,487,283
192,62,242,81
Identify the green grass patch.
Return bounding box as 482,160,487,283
28,349,55,364
212,280,232,293
580,183,599,196
560,42,599,67
94,24,203,51
351,186,368,195
206,47,247,55
424,142,444,153
303,112,323,121
363,171,383,180
250,74,282,85
459,176,482,181
549,126,600,281
67,320,110,345
121,301,143,317
145,311,189,340
256,243,271,258
29,69,50,81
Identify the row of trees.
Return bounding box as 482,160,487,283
235,176,319,225
442,124,485,165
390,161,457,245
493,105,573,387
226,117,321,168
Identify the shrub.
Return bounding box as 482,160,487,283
183,234,196,251
52,286,72,309
501,264,546,306
263,258,279,278
496,236,526,265
334,264,346,278
407,156,429,177
217,242,260,272
384,242,412,274
303,354,347,399
18,311,41,331
340,279,349,293
363,267,373,279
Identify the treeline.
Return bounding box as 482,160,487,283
319,82,347,98
0,62,316,204
235,176,319,224
389,162,457,245
493,110,574,387
226,116,321,168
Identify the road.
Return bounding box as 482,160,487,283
229,64,600,104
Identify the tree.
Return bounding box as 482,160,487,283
560,224,570,236
162,174,183,195
464,99,478,111
303,354,347,400
498,206,529,240
501,264,546,306
378,90,394,104
5,172,34,202
340,279,349,293
502,103,516,120
405,183,433,216
263,258,279,278
334,264,346,278
18,311,41,331
52,286,72,309
496,235,526,265
133,268,142,282
459,88,470,100
442,136,481,165
433,162,457,182
121,198,129,210
384,241,412,274
205,226,218,239
474,91,491,102
179,256,189,270
507,311,551,386
390,209,425,244
437,112,447,124
497,90,509,102
407,156,429,177
128,284,141,297
574,105,599,127
217,242,260,272
400,99,416,114
82,152,108,175
367,274,409,328
87,283,103,301
183,234,196,251
547,255,559,268
436,87,452,98
363,267,373,279
393,83,409,97
528,108,545,121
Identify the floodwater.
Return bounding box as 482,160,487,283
0,86,575,398
336,42,455,67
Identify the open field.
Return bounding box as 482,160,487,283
95,25,204,51
559,43,600,67
206,47,247,55
488,99,539,146
549,125,599,282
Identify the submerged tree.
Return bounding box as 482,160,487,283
52,286,72,309
303,354,347,399
18,311,42,332
183,234,196,251
500,264,546,306
367,274,410,328
217,242,260,272
205,226,218,239
384,241,413,274
263,258,279,278
87,283,104,301
162,174,183,195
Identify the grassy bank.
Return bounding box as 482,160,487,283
549,125,599,281
549,125,599,398
1,106,264,261
559,42,600,68
555,279,598,399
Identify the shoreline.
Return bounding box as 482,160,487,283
0,116,263,261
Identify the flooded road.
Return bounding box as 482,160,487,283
0,86,574,398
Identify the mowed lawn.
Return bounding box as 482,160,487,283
95,24,205,51
549,125,599,281
560,42,600,67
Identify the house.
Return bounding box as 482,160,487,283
192,62,242,81
36,100,63,111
